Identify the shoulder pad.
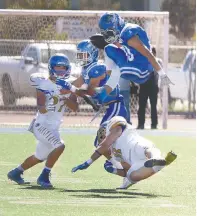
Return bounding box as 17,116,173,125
88,64,106,78
30,73,48,87
120,23,141,43
107,116,127,131
29,73,49,91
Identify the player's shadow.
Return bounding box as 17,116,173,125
18,185,56,190
61,189,169,199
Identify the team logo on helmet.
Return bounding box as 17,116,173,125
99,13,125,43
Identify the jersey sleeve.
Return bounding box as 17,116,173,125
120,24,140,43
29,73,49,92
88,64,106,79
104,44,119,70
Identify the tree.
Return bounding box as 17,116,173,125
1,0,69,40
6,0,69,10
79,0,120,10
161,0,196,40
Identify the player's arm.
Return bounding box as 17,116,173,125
71,126,123,173
127,35,162,72
92,126,122,159
36,89,48,114
86,74,105,95
71,75,84,88
127,36,173,86
64,93,78,112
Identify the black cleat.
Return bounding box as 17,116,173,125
144,158,166,168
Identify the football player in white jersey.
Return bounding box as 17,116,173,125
72,116,177,189
8,53,78,188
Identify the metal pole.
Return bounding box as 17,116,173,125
162,14,169,129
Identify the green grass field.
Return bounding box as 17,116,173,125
0,132,195,216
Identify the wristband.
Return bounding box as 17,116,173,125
86,158,93,165
70,85,77,93
95,150,102,156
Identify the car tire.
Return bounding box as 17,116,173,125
2,75,16,106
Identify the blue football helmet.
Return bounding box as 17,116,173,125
76,40,99,67
48,53,71,78
99,13,125,43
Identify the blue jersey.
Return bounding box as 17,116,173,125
82,62,123,104
104,23,153,84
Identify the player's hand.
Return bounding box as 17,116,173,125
160,74,174,87
72,161,90,173
56,78,72,91
104,160,116,173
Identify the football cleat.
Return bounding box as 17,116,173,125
37,170,53,188
7,168,29,185
116,177,134,190
165,151,177,165
144,158,167,168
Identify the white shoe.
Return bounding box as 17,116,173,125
116,177,134,190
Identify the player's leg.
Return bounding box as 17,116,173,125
7,141,43,185
137,84,148,129
103,159,133,190
34,125,65,188
127,151,177,184
7,155,42,185
117,137,155,189
120,90,131,123
148,74,159,129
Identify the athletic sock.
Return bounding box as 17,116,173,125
17,165,24,172
43,166,51,173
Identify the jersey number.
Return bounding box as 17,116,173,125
112,148,123,159
51,96,66,112
121,46,134,62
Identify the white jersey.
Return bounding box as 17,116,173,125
30,73,74,129
106,116,154,165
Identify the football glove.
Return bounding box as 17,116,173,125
160,74,174,87
104,160,116,174
72,160,92,173
89,34,109,50
56,79,76,92
158,69,174,87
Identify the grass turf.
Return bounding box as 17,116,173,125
0,132,195,216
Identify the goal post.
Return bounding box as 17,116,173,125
0,9,169,128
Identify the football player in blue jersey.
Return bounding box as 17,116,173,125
90,12,173,103
56,39,128,146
